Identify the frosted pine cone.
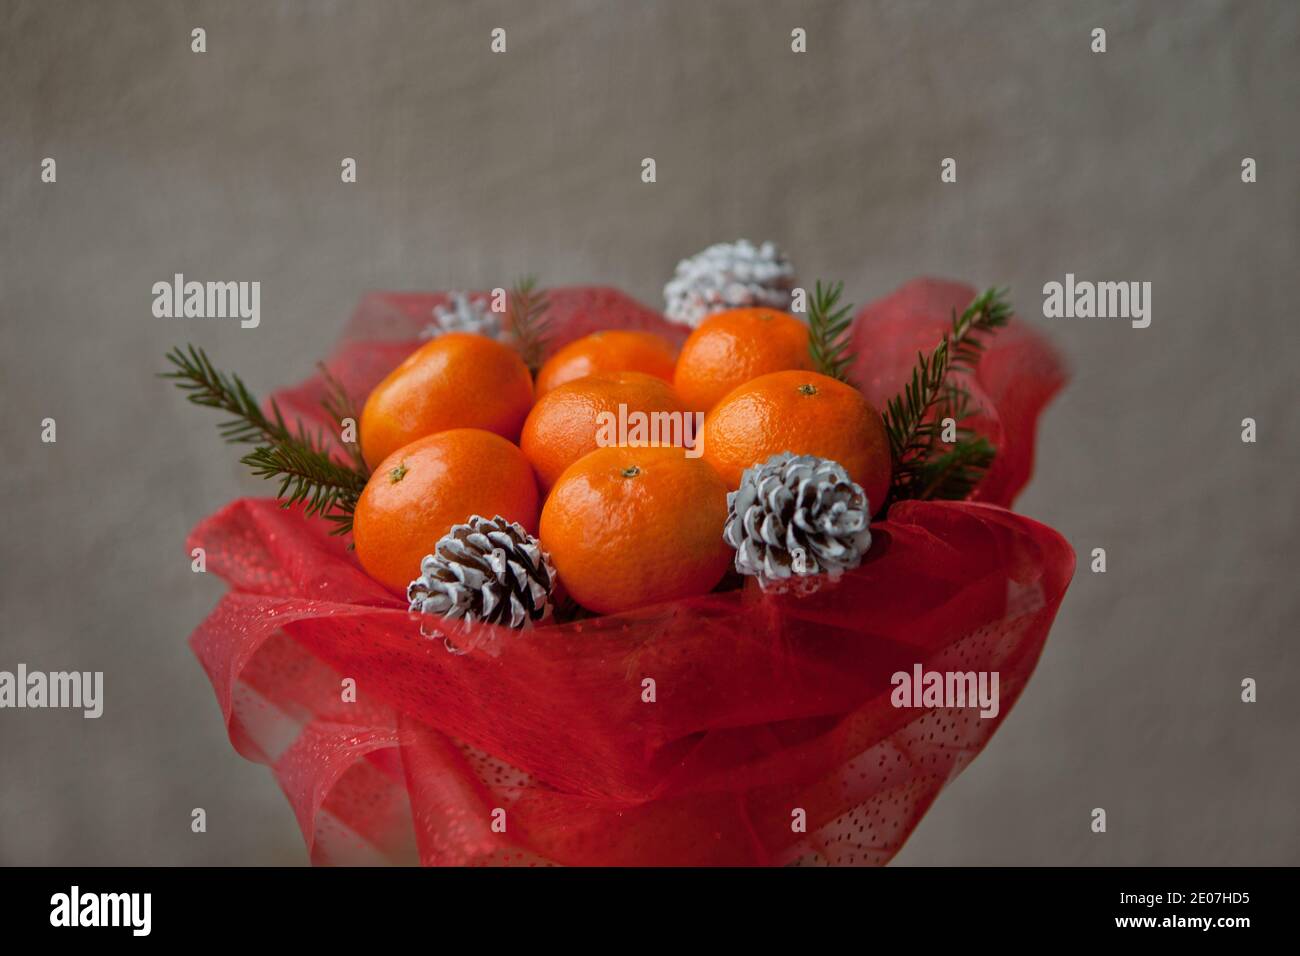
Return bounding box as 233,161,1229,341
420,291,501,340
723,453,873,590
663,239,796,327
407,516,555,630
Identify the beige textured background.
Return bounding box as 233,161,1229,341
1,0,1297,865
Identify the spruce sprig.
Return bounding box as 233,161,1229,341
913,434,997,501
507,275,553,373
241,441,368,535
162,344,289,445
807,279,855,383
162,345,369,535
882,288,1012,503
317,362,369,477
947,286,1013,371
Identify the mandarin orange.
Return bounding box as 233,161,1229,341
701,370,891,514
534,330,677,398
673,307,811,412
353,428,539,593
520,372,690,491
539,446,731,614
359,332,533,470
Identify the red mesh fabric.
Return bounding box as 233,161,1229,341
187,281,1073,865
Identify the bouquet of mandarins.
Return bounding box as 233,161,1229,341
172,244,1073,865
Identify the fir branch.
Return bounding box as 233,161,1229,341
914,434,996,501
881,288,1012,503
507,275,553,373
807,279,855,383
317,362,370,477
162,344,290,445
241,441,368,536
948,286,1013,371
163,344,369,535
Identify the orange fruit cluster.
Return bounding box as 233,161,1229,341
350,298,891,615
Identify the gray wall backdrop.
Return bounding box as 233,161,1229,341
1,0,1297,865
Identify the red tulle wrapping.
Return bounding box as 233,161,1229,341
188,280,1073,866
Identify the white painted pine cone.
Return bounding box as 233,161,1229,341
723,453,873,590
407,515,555,629
664,239,796,327
420,291,501,340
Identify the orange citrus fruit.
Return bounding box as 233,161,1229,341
534,330,677,398
360,332,533,470
353,428,539,593
673,307,811,412
702,370,892,513
540,446,731,614
520,372,690,492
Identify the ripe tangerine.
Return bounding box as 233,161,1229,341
702,370,892,514
539,446,731,614
534,330,677,398
520,372,690,492
673,307,811,412
353,428,539,594
359,332,533,470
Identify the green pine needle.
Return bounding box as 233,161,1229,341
807,279,855,383
162,345,369,535
913,433,996,501
881,287,1012,504
508,276,553,373
317,362,370,477
162,344,289,445
241,441,368,536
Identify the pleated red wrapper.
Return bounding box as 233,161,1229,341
187,278,1073,866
